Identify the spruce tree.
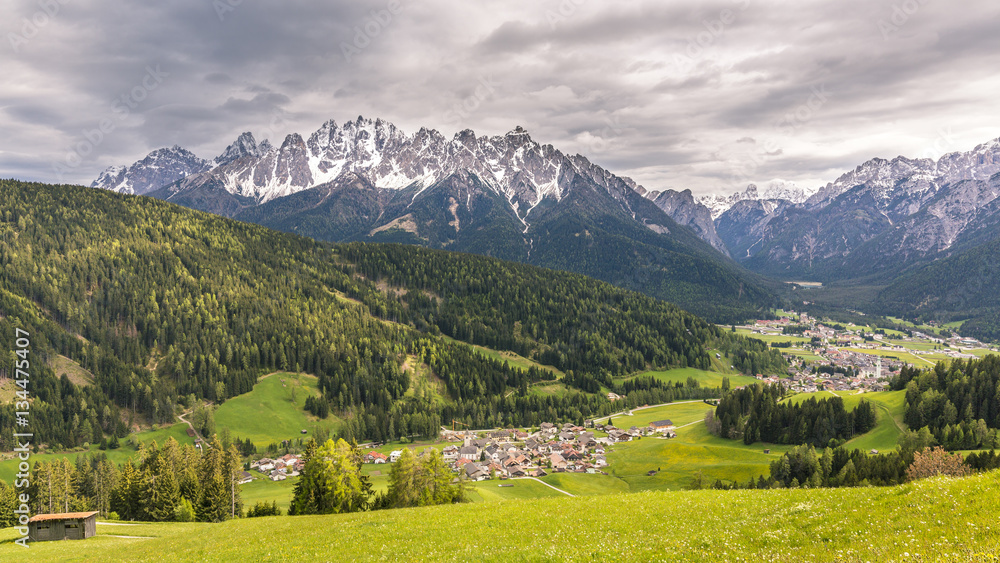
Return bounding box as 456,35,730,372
143,455,180,521
289,439,319,516
197,438,229,522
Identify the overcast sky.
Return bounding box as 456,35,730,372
2,0,999,196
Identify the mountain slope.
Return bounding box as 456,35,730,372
716,139,1000,283
647,188,727,255
101,118,780,322
0,180,782,449
875,235,1000,341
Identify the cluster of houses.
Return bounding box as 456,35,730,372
742,310,998,394
244,419,682,485
250,453,305,481
366,420,680,482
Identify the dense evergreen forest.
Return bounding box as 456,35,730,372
710,383,877,447
891,357,1000,450
0,181,785,449
875,236,1000,342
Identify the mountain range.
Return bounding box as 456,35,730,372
90,118,1000,332
90,117,780,323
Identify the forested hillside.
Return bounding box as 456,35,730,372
874,237,1000,341
0,180,784,449
892,358,1000,450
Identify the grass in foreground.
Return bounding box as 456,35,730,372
3,472,998,561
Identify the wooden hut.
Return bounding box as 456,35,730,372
28,511,99,541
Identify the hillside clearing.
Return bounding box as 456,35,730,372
213,372,342,448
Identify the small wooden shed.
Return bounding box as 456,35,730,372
28,511,99,542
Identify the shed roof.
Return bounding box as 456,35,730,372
29,511,99,523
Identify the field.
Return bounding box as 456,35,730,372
734,328,811,345
539,472,630,496
598,401,713,428
465,479,566,502
634,367,758,389
606,424,791,490
441,336,564,377
402,355,451,407
4,471,998,561
213,372,341,448
48,354,95,386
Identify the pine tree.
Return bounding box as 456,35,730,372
0,479,17,528
223,444,244,519
111,460,141,520
197,438,229,522
289,439,319,516
143,455,180,521
388,448,419,508
174,497,196,522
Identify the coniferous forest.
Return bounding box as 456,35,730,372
711,383,878,447
892,357,1000,450
0,180,785,450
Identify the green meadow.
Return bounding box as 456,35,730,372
600,401,713,428
213,372,342,448
635,367,758,389
783,390,907,453
606,423,790,491
5,471,999,561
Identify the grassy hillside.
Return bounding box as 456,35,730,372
3,472,998,561
635,367,758,389
875,236,1000,342
213,372,341,448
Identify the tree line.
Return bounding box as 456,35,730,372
892,357,1000,450
709,383,877,447
0,437,242,524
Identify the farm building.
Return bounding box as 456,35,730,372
649,420,675,431
28,511,98,542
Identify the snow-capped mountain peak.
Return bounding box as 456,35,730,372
697,181,816,219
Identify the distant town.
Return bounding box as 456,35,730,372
741,311,997,394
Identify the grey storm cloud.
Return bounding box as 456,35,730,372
1,0,999,196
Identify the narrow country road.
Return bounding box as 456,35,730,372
516,476,575,497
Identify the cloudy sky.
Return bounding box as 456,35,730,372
2,0,999,196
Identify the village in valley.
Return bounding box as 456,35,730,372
740,310,997,394
242,309,1000,486
249,418,679,483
